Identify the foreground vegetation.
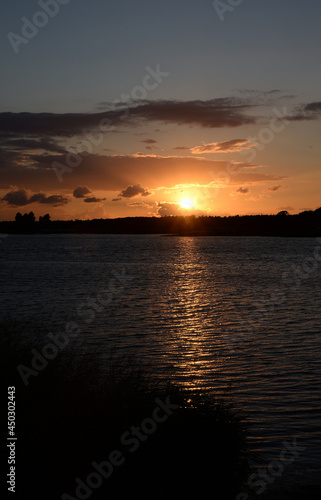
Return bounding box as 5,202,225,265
2,316,253,499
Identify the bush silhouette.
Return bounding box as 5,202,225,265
1,317,251,499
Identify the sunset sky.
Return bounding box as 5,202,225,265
1,0,320,221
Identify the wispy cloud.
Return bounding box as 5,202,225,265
127,202,154,208
1,137,67,154
0,152,285,193
0,98,258,140
191,139,255,154
287,101,321,121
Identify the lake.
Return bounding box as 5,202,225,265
1,234,320,482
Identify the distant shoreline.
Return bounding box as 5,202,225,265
0,210,321,237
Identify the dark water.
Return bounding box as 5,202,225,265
1,234,321,479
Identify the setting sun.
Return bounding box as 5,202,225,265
179,198,194,209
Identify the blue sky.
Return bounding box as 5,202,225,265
2,0,321,111
0,0,320,220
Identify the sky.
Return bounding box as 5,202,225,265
0,0,321,221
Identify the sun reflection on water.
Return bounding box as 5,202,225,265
155,237,230,395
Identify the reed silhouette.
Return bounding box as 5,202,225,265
2,316,252,499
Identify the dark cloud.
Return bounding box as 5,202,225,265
268,185,282,192
1,188,29,206
1,138,67,154
140,139,157,144
0,96,312,150
0,148,26,170
1,188,70,207
304,102,321,113
129,98,256,128
0,98,258,140
83,196,106,203
0,111,119,138
33,194,70,206
287,101,321,121
118,184,151,199
236,187,249,194
73,186,92,198
73,186,105,203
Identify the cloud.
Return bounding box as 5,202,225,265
0,96,307,154
236,187,249,194
73,186,105,203
127,202,154,208
268,185,282,192
1,188,29,206
0,111,118,138
157,202,182,217
0,151,285,193
83,196,106,203
1,137,67,154
132,152,158,157
33,194,70,205
129,98,256,129
73,186,92,198
0,98,257,140
191,139,255,154
156,202,207,217
304,102,321,113
118,184,151,199
1,188,70,207
173,146,190,150
287,101,321,121
140,139,157,144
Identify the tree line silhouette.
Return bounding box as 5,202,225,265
0,208,320,236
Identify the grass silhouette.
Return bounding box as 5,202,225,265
2,316,252,499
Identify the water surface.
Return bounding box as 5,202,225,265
1,234,320,478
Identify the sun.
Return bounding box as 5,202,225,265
179,198,194,209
